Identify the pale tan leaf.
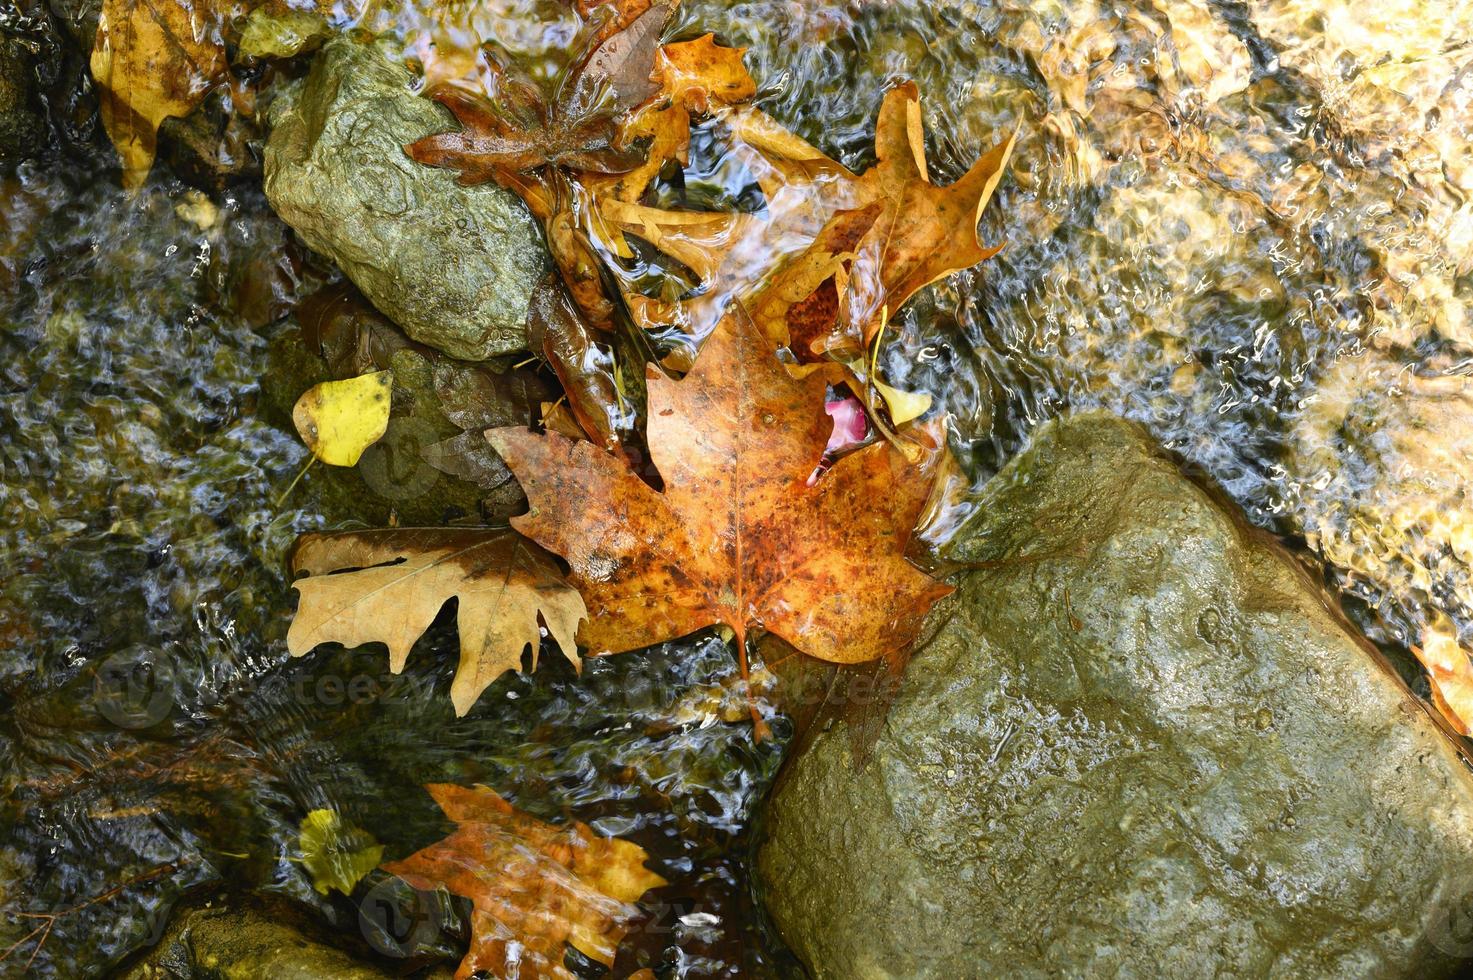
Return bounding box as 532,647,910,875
287,528,586,715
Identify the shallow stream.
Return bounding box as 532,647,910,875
1,0,1470,975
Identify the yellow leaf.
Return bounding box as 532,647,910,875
298,809,383,896
91,0,354,189
91,0,237,190
874,379,933,425
291,370,392,467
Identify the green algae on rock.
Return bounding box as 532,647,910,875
118,901,394,979
262,289,547,526
263,37,548,360
758,411,1473,978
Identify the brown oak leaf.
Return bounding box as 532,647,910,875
383,783,665,980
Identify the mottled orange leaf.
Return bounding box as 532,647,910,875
655,33,755,112
487,307,952,678
383,784,665,980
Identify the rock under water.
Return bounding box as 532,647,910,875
759,411,1473,978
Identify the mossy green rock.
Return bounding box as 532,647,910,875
263,38,546,359
263,326,518,526
758,411,1473,978
120,903,392,979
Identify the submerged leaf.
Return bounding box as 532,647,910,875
91,0,242,188
287,528,586,715
383,783,666,980
291,370,393,466
405,2,672,181
298,809,383,896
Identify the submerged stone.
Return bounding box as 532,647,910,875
119,901,393,979
759,411,1473,978
263,38,547,360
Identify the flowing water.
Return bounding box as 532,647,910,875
1,0,1470,975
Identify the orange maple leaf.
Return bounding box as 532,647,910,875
382,784,665,980
487,307,953,676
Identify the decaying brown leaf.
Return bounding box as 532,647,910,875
383,783,666,980
525,273,634,452
287,528,586,715
615,83,1016,365
487,307,952,679
404,2,672,181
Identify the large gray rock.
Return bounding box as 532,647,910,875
758,411,1473,978
263,38,546,359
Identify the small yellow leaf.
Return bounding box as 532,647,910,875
292,370,392,466
874,379,932,425
298,808,383,896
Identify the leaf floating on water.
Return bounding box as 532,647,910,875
286,528,586,716
291,370,393,467
488,308,953,673
298,809,383,896
382,783,666,980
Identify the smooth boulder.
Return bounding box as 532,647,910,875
263,38,546,359
758,410,1473,978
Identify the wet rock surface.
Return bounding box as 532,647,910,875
759,411,1473,978
0,34,45,159
119,900,394,980
263,37,547,360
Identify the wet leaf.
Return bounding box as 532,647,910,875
822,82,1018,354
404,2,673,181
488,308,952,671
90,0,354,188
287,529,586,715
1412,616,1473,736
636,84,1016,360
421,430,514,489
382,783,666,980
91,0,245,188
526,274,633,450
298,809,383,896
585,33,757,207
291,370,393,466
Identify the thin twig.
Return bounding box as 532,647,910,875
0,863,178,969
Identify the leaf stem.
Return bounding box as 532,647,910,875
275,455,317,509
